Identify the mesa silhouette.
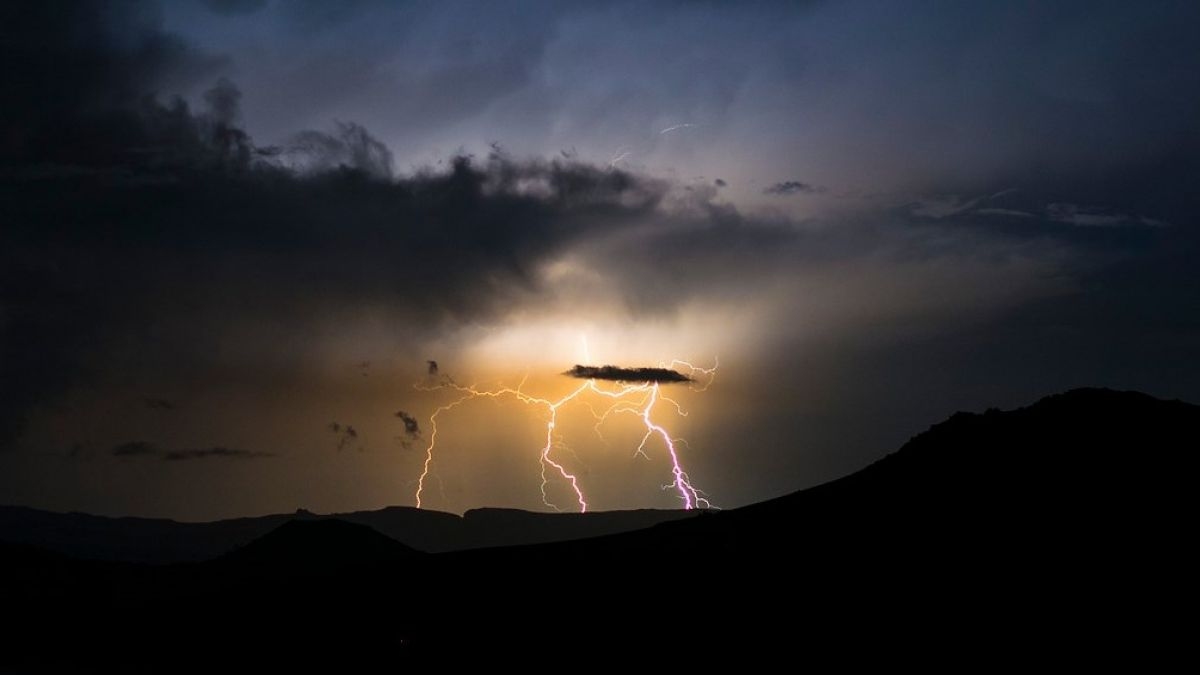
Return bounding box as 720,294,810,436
564,364,693,383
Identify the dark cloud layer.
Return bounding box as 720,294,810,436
565,365,693,384
0,1,669,451
109,441,271,460
283,121,395,180
163,447,272,461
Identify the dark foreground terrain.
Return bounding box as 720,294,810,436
2,388,1193,668
0,500,697,561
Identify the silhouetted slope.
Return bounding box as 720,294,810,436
328,506,467,552
0,505,296,563
0,503,693,561
734,387,1195,542
218,519,421,568
459,507,696,548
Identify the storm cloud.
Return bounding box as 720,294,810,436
0,2,674,451
565,365,693,384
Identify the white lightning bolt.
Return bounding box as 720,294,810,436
659,123,698,135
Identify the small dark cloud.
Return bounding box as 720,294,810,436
144,398,176,411
395,411,420,437
329,422,359,451
714,178,727,187
763,181,825,196
162,447,274,460
564,365,693,384
394,410,421,448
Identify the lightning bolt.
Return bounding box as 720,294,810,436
607,147,632,168
659,123,698,135
412,360,717,513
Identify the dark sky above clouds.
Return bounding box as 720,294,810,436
2,0,1198,519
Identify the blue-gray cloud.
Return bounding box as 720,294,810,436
763,181,825,196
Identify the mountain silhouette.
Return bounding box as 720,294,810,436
2,388,1193,666
569,386,1194,554
218,518,421,568
0,502,694,562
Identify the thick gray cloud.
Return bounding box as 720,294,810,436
0,1,674,450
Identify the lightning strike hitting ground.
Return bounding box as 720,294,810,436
412,359,718,512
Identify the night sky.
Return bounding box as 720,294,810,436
3,1,1199,519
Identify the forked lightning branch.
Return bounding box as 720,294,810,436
412,359,718,512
